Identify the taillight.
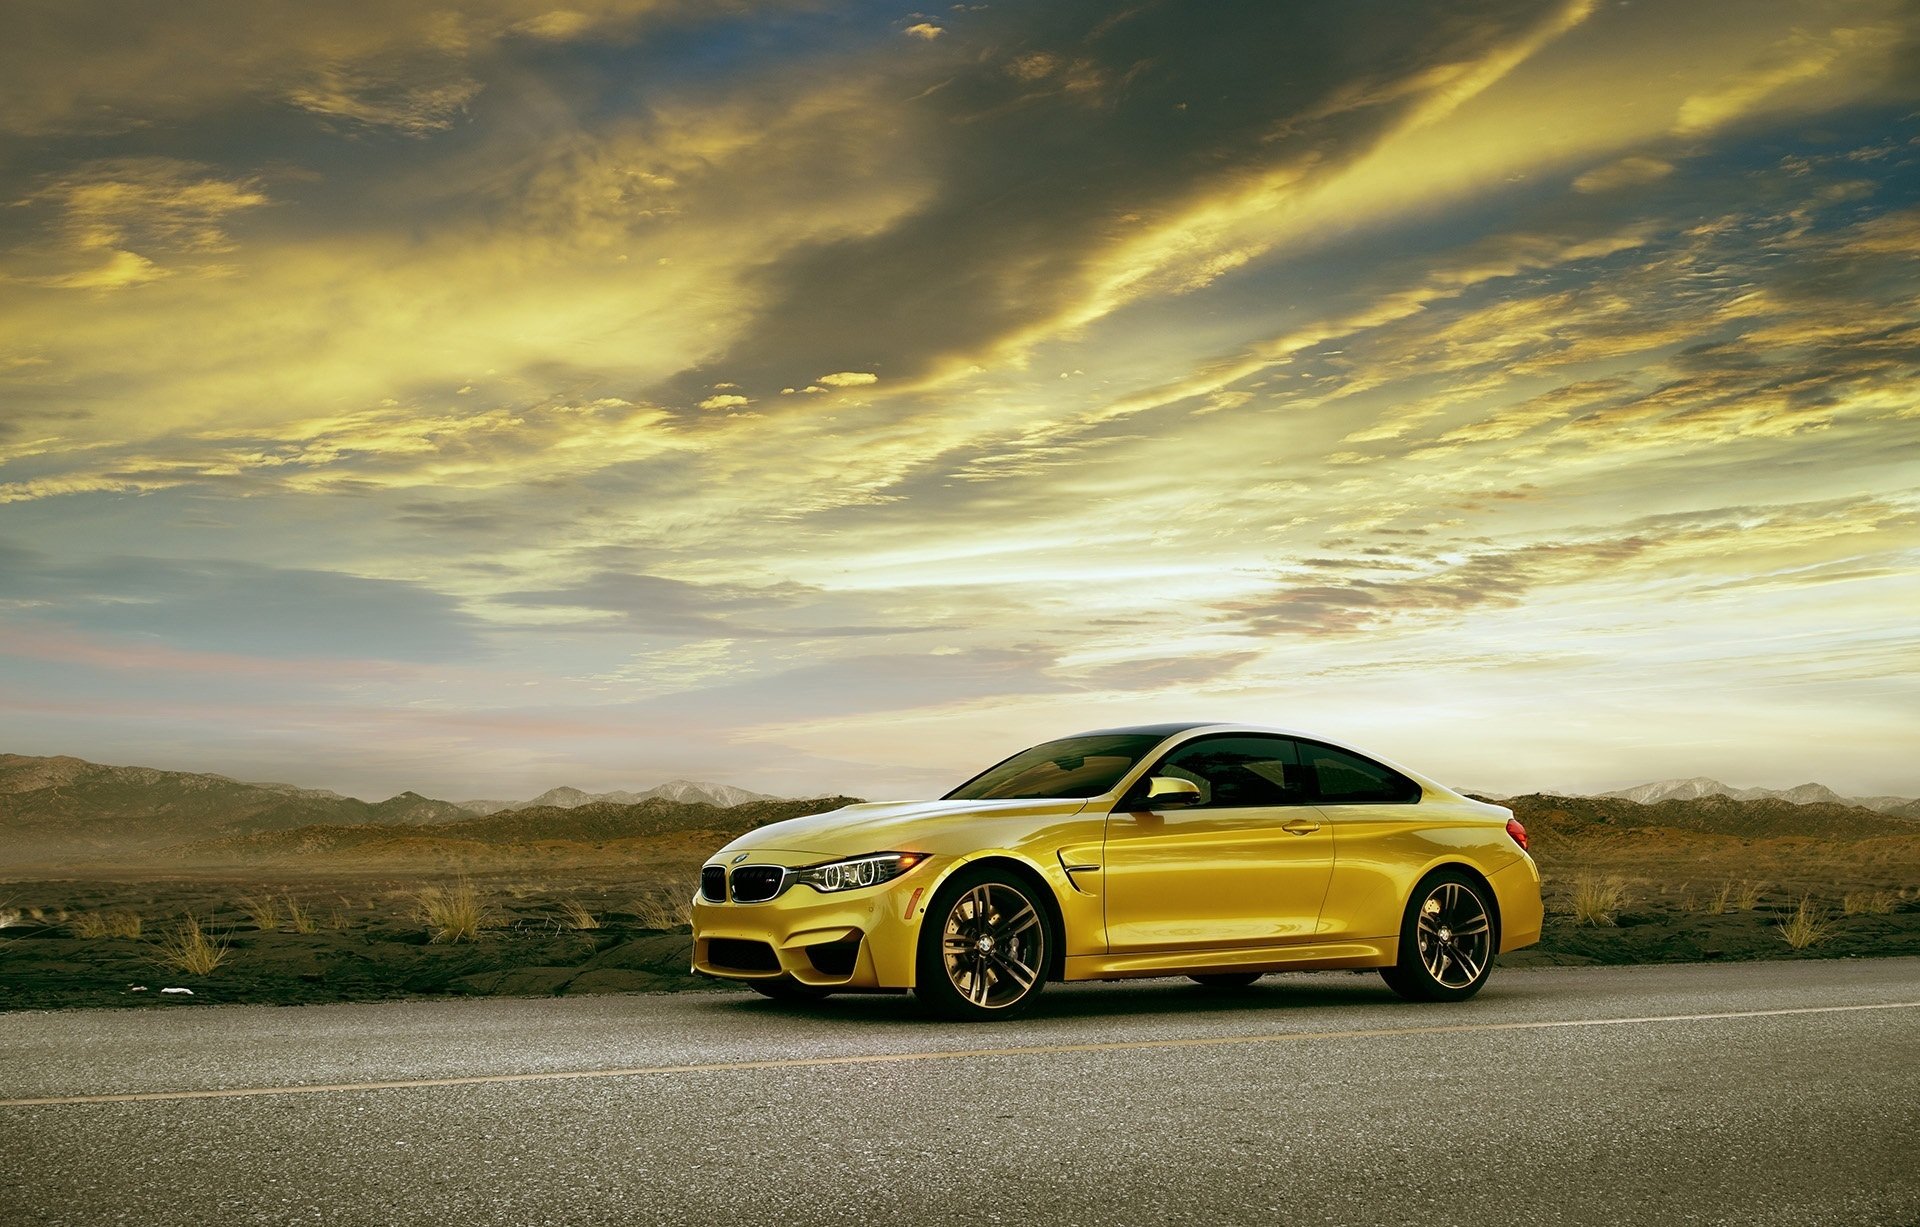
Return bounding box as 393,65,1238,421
1506,817,1529,852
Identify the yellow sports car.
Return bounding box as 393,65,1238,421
692,722,1541,1019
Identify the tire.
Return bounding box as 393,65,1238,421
1189,973,1262,989
1380,869,1497,1002
748,976,834,1003
915,866,1051,1021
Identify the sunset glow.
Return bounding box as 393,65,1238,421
2,0,1916,800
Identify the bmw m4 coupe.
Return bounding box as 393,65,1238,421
692,722,1541,1019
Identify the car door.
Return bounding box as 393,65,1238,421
1103,734,1334,953
1294,738,1427,942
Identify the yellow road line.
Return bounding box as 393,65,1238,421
4,999,1916,1108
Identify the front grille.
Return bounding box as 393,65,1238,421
700,865,727,902
707,938,780,973
806,938,861,978
730,865,784,903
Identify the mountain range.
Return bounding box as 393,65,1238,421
454,779,777,815
1594,776,1920,818
7,752,1917,869
0,753,785,866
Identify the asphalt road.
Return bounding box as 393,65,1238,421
2,959,1918,1227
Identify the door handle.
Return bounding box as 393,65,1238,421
1281,819,1321,835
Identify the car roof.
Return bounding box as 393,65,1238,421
1063,722,1466,801
1070,721,1220,738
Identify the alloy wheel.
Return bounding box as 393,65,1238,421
1415,880,1492,989
939,882,1044,1010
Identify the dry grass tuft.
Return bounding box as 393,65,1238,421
1841,889,1898,916
155,914,231,975
628,887,693,931
556,899,600,931
237,892,282,933
415,881,491,943
1702,878,1766,915
1778,895,1836,950
1565,872,1629,927
72,911,143,939
0,902,20,930
283,896,319,934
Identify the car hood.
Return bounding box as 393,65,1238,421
716,796,1094,859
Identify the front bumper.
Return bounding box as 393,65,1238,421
691,850,944,989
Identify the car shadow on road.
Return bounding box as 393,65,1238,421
703,972,1422,1025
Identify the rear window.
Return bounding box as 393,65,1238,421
1298,740,1421,804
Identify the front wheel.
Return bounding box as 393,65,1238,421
1380,870,1497,1002
748,976,834,1003
915,868,1050,1020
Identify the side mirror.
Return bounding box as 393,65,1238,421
1142,776,1203,808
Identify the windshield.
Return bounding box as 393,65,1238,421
944,733,1166,801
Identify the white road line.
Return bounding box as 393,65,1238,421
4,999,1916,1108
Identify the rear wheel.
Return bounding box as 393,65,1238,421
1189,972,1262,989
747,976,834,1003
915,867,1050,1020
1380,870,1496,1002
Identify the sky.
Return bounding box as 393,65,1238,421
1,0,1917,803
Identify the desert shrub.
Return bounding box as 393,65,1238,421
1842,889,1898,916
1565,873,1629,927
0,904,20,929
71,911,141,939
1778,896,1835,950
629,887,693,931
283,896,318,934
1704,878,1765,914
156,915,231,975
237,892,281,933
415,881,491,943
557,899,600,931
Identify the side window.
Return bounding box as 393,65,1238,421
1135,736,1311,808
1298,741,1420,804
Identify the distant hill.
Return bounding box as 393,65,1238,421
1504,792,1920,842
0,753,470,865
1594,777,1918,816
457,779,779,814
176,794,862,869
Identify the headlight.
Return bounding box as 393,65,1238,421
789,852,927,894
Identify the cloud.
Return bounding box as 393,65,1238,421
1219,499,1917,638
0,398,681,504
1672,22,1894,136
660,1,1600,400
903,22,944,40
7,158,269,289
286,63,483,134
815,371,878,387
0,1,729,137
494,570,910,638
698,394,751,410
0,545,481,661
1573,155,1674,194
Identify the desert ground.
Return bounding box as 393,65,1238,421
4,792,1919,1011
